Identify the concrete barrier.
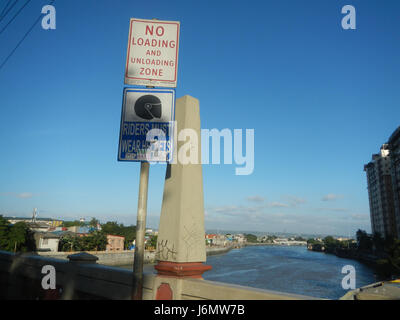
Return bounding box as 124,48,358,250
37,246,232,267
0,250,318,300
37,250,156,266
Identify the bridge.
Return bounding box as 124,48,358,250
0,250,319,300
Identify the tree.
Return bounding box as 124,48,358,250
8,222,29,252
101,221,122,236
89,218,100,229
58,232,107,252
0,216,36,252
376,238,400,277
356,229,373,252
0,215,10,250
100,221,136,249
372,232,385,252
86,231,107,251
244,234,258,243
62,220,85,228
323,236,339,253
148,235,157,249
0,216,10,251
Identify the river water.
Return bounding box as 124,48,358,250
203,245,378,299
117,245,378,300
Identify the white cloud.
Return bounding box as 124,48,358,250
246,196,265,203
17,192,34,199
0,192,35,199
204,202,370,236
267,202,289,208
282,195,306,207
322,194,343,202
350,213,370,221
314,207,349,213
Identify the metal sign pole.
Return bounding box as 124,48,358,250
132,161,150,300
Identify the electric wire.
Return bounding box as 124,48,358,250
0,0,55,72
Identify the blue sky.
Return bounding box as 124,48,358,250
1,0,399,236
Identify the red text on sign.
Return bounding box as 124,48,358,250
145,25,165,37
140,68,164,77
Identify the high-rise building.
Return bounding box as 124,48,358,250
364,144,397,238
388,126,400,238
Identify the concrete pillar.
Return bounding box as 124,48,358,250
153,95,211,299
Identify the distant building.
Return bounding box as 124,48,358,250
388,126,400,237
67,226,90,237
106,235,125,251
273,238,289,245
34,232,61,252
50,220,63,227
205,234,228,246
27,222,51,233
364,144,397,238
233,234,246,244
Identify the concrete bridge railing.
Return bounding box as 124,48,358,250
0,250,318,300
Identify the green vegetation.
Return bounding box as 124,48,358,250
147,235,157,249
59,231,107,252
376,238,400,277
356,229,373,252
100,221,136,249
61,220,86,228
244,234,258,243
0,215,36,252
57,220,137,251
89,218,100,228
0,215,140,253
307,229,400,278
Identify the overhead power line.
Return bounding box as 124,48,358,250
0,0,18,23
0,0,12,18
0,0,56,72
0,0,32,35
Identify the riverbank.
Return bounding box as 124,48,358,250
307,245,380,266
245,242,307,246
307,245,400,281
37,245,236,266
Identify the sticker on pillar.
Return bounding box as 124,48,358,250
118,87,175,163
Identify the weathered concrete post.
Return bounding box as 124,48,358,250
153,95,211,300
132,161,150,300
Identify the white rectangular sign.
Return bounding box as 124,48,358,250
124,18,180,88
118,87,175,162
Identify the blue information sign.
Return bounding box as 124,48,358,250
118,87,175,162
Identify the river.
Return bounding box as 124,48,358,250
203,245,378,299
117,245,378,300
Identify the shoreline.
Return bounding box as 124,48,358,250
245,242,307,247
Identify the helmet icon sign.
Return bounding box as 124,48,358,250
134,95,162,120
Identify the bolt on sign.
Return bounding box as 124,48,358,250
118,87,175,162
124,18,180,88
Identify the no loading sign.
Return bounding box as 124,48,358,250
124,18,180,88
118,87,175,163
